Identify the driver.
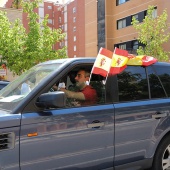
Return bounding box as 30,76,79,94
54,69,98,106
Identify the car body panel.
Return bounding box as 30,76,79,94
114,99,170,169
0,59,170,169
0,111,21,170
20,105,115,170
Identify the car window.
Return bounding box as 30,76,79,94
151,65,170,98
49,65,107,108
0,62,64,112
117,66,149,102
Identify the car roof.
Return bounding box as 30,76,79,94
37,57,96,66
37,57,170,68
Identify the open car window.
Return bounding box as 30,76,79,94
0,61,65,111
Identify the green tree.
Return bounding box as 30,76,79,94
132,6,170,61
0,0,67,75
12,0,21,9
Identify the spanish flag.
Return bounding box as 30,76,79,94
91,47,113,77
127,54,158,66
109,47,129,74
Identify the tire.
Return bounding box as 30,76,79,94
152,136,170,170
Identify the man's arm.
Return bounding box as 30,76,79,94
60,88,85,100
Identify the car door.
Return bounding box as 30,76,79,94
20,105,114,170
114,65,170,169
19,65,115,170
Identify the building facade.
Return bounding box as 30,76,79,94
34,0,85,58
3,0,170,58
84,0,170,56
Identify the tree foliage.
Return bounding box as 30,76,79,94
12,0,22,9
132,6,170,61
0,0,67,75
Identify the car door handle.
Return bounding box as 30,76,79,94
87,122,105,128
152,112,168,119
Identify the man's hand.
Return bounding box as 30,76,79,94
52,85,58,91
52,82,66,91
58,82,66,90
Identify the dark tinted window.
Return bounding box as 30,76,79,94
151,64,170,97
117,66,149,101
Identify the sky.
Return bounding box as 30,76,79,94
0,0,8,7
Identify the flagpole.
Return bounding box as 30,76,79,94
88,71,92,84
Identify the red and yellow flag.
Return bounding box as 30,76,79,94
109,47,129,74
92,47,158,77
91,47,113,77
127,54,158,66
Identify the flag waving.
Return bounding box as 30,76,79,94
92,47,158,78
91,47,113,77
127,55,158,66
109,47,129,75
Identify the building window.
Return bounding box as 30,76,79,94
117,18,126,29
115,40,144,54
59,17,61,23
117,9,148,29
132,14,138,22
74,55,76,58
73,17,76,23
74,46,76,51
74,36,76,41
73,27,76,32
118,66,149,101
118,44,126,50
152,8,157,18
133,41,138,50
60,42,65,48
117,0,129,5
48,6,52,9
48,19,52,24
73,7,76,13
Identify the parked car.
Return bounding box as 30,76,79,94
0,58,170,170
0,80,9,90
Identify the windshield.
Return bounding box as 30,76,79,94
0,61,63,110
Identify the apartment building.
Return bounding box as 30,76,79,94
28,0,85,58
84,0,170,56
4,0,170,58
44,0,85,58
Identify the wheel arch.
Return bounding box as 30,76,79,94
145,126,170,160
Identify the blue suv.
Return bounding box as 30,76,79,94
0,58,170,170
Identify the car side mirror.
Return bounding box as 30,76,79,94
36,91,66,108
